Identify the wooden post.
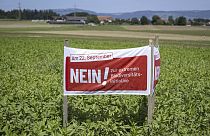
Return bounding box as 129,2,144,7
63,40,69,127
149,36,159,123
148,39,154,124
155,35,159,48
147,35,159,124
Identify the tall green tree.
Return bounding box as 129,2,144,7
130,18,139,25
0,9,6,18
140,16,149,25
175,16,187,26
152,15,164,25
168,16,174,25
87,15,99,24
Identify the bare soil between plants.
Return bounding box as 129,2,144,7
26,30,210,41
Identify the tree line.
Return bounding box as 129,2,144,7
0,9,209,26
112,15,210,26
0,9,100,24
65,12,100,24
0,9,58,20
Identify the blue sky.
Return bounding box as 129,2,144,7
1,0,210,13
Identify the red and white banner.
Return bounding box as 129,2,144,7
64,46,160,95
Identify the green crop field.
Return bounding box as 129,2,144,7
0,22,210,135
139,30,210,37
1,21,210,37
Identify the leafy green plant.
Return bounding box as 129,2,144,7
0,37,210,135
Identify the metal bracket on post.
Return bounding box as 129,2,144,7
148,38,155,124
63,39,69,127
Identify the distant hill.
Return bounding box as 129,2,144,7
52,8,97,16
52,8,210,19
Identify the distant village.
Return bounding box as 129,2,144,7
47,13,210,26
48,15,113,25
0,9,210,26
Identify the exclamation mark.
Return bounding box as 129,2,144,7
102,67,109,86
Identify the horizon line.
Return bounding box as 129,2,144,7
1,8,210,13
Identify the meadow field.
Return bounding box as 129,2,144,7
0,21,210,135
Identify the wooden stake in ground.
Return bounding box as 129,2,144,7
148,38,154,124
63,40,69,127
147,35,159,124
